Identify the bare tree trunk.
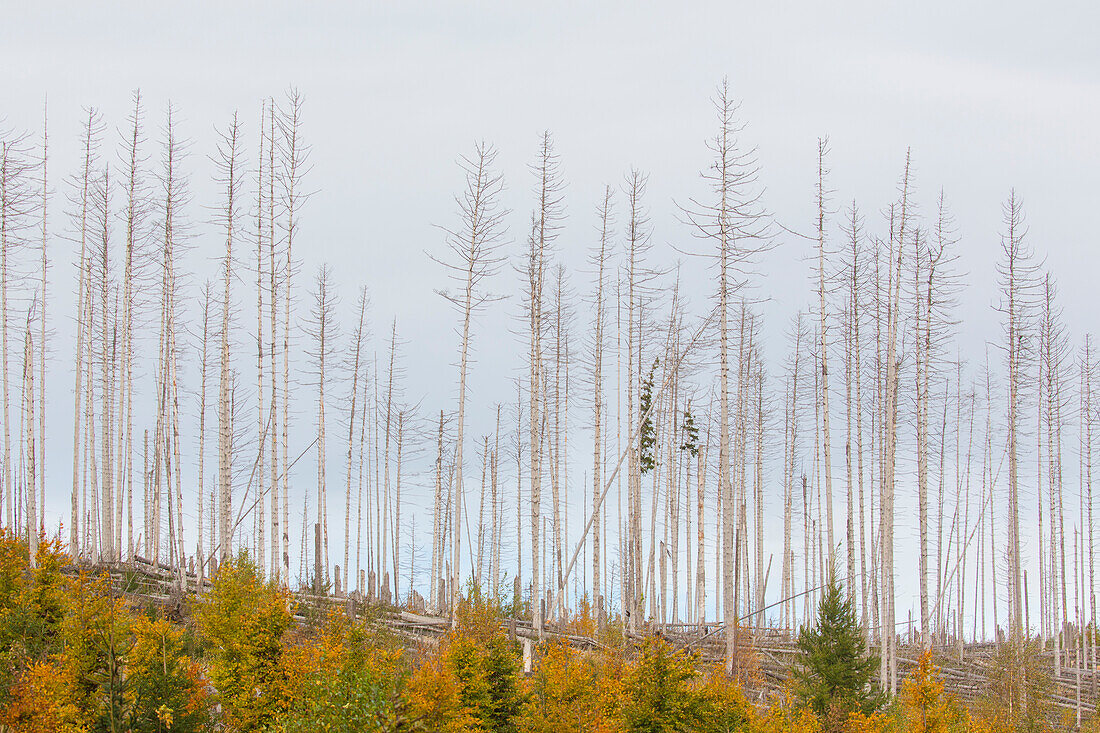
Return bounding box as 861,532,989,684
216,112,243,564
1,139,18,547
311,265,338,589
117,92,145,562
278,90,308,585
491,405,501,598
814,138,836,567
383,321,395,596
69,110,101,555
344,288,367,592
94,164,114,562
37,105,47,546
23,315,36,567
435,142,507,624
914,223,930,648
254,101,268,577
431,410,444,611
1083,337,1096,681
393,409,405,601
356,355,369,594
267,100,281,582
591,186,612,609
680,80,768,674
999,190,1038,638
526,133,561,634
881,153,913,691
197,283,211,580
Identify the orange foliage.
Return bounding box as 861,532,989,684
405,647,479,732
519,640,622,733
0,658,88,733
897,651,966,732
751,687,822,733
193,553,293,731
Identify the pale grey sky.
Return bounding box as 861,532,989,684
3,1,1098,618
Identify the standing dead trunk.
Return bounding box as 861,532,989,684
433,142,507,624
278,89,308,584
344,288,368,591
310,265,338,588
814,138,836,567
525,132,562,634
254,101,268,577
997,190,1039,638
69,110,102,555
37,105,47,546
216,112,243,564
679,79,769,675
197,283,212,580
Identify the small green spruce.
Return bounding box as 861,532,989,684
794,569,883,727
639,359,659,475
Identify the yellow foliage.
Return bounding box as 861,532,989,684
519,640,622,733
58,569,134,723
752,687,822,733
0,658,88,733
126,613,212,731
193,552,293,731
842,710,892,733
896,651,967,733
405,648,480,732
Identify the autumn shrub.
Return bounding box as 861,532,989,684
193,551,292,731
405,647,475,732
406,588,523,732
58,569,136,729
0,531,69,664
751,687,822,733
692,665,753,733
124,613,212,733
976,636,1052,733
0,657,88,733
518,639,621,733
618,636,708,733
278,610,414,732
895,651,969,733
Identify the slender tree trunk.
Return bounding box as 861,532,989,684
279,90,307,585
815,138,836,567
591,186,611,608
344,288,367,592
197,284,211,580
37,105,47,546
70,110,100,555
216,113,242,563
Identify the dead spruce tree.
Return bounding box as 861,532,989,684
117,90,150,562
308,264,339,590
432,141,507,624
996,190,1040,638
196,282,212,579
813,137,837,568
253,100,268,576
215,112,244,565
680,78,769,675
36,106,47,545
277,89,309,584
877,152,914,692
343,286,369,594
622,168,654,632
67,109,104,556
524,132,563,634
588,185,614,612
1,126,36,554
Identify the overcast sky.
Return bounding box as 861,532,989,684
3,2,1099,616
